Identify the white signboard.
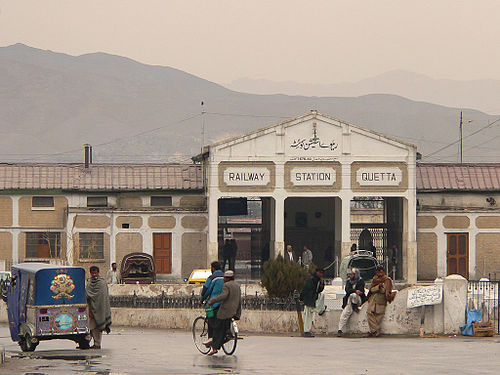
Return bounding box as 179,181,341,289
356,167,403,186
290,167,336,186
224,167,270,186
407,284,443,308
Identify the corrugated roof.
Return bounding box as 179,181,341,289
417,163,500,191
0,163,203,191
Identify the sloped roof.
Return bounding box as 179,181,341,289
417,163,500,192
0,163,203,192
208,111,417,150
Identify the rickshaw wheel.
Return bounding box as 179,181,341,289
77,335,91,349
18,338,28,352
22,334,38,352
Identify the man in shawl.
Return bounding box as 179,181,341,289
338,268,366,337
366,266,396,337
87,266,112,349
300,268,326,337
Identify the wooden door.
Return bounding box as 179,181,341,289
447,233,469,278
153,233,172,274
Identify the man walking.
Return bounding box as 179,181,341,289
106,262,120,284
338,268,366,337
286,245,296,262
208,270,241,355
366,266,396,337
86,266,112,349
301,245,313,268
200,261,224,347
300,268,326,337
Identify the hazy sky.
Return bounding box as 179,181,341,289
1,0,499,84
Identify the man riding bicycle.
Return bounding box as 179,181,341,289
207,270,242,356
200,261,225,347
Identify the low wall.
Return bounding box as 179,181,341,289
0,275,467,336
111,275,467,335
108,283,266,297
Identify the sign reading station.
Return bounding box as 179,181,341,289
224,167,271,186
290,167,336,186
356,167,403,186
407,284,443,309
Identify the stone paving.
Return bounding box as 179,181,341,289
0,324,499,374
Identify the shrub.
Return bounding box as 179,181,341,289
261,256,311,298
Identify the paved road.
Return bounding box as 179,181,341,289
1,324,499,374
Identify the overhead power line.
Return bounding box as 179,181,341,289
423,117,500,160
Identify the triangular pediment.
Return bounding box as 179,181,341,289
209,111,415,159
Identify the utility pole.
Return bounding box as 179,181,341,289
459,111,463,164
201,101,206,152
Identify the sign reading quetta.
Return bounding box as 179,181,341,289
291,167,336,186
356,167,403,186
224,167,270,186
407,284,443,308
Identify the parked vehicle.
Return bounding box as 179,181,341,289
120,252,156,284
339,250,379,282
186,269,211,285
3,263,90,352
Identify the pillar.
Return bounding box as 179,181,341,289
207,193,219,266
341,196,352,259
12,196,20,265
334,197,342,265
406,156,418,284
273,197,284,258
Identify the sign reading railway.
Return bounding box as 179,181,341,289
290,167,336,186
224,167,271,186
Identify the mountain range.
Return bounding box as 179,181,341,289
227,72,500,115
1,44,499,164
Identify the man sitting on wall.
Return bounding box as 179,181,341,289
200,261,225,347
337,268,366,337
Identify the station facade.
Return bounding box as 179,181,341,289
204,111,418,283
4,112,500,283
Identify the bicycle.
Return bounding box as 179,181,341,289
192,314,239,355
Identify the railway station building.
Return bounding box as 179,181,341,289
1,111,500,283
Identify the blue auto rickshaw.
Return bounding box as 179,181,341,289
3,263,91,351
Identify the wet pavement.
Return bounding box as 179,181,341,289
0,324,499,374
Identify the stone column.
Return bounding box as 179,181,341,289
207,193,219,265
273,197,285,258
443,274,467,334
334,197,342,267
341,196,352,259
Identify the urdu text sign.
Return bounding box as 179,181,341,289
407,284,443,308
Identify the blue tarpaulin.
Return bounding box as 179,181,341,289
460,306,482,336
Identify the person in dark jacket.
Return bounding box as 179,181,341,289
337,268,366,337
200,261,224,346
368,241,377,259
208,270,241,355
222,240,232,271
300,268,326,337
229,239,238,271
